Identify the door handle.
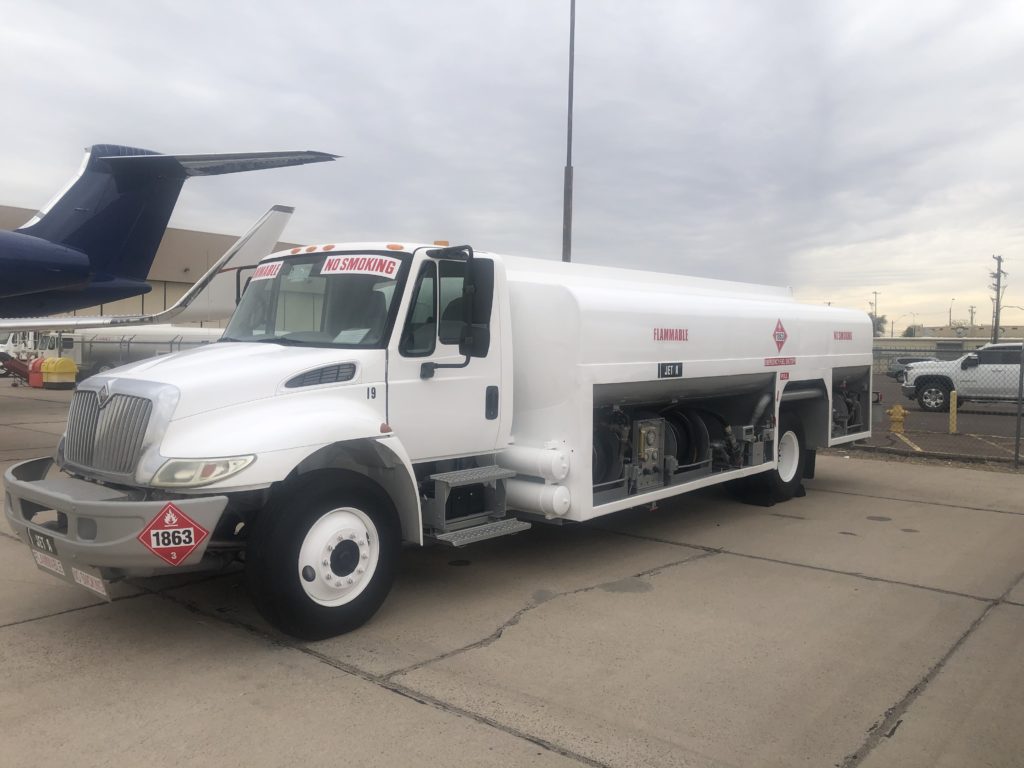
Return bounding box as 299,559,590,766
485,386,499,420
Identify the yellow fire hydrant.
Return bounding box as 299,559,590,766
886,403,907,434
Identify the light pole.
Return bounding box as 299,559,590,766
892,313,914,338
948,298,955,326
561,0,576,263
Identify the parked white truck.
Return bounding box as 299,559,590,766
901,342,1024,411
5,243,872,638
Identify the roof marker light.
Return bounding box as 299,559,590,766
433,240,449,246
386,244,405,251
322,244,335,251
291,247,302,254
305,246,317,253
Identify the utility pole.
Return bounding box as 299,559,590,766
968,304,976,327
871,291,880,336
561,0,576,263
991,255,1006,342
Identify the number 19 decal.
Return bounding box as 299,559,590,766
367,386,377,399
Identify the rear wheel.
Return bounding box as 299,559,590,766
246,473,400,640
767,414,806,501
736,413,806,504
916,382,950,412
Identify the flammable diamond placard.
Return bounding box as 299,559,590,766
137,503,209,566
773,319,788,352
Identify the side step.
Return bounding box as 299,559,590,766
429,465,516,487
432,518,532,547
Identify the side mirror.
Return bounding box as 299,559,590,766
961,354,979,370
458,258,494,358
459,325,490,358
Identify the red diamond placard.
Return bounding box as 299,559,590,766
773,319,788,352
137,503,209,567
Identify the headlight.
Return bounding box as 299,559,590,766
151,455,255,488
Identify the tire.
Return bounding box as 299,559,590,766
916,382,950,412
766,414,806,502
245,472,400,640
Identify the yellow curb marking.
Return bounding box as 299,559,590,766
894,432,924,452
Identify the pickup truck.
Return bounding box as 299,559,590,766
901,343,1023,411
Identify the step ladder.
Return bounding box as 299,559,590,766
424,464,530,546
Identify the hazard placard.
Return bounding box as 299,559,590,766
137,503,209,566
773,319,788,352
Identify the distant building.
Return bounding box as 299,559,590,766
913,324,1024,339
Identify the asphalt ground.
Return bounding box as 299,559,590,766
2,383,1023,767
869,374,1023,462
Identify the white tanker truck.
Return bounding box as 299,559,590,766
4,243,872,639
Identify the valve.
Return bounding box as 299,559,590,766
885,403,907,434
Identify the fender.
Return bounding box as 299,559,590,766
153,396,423,544
293,435,422,546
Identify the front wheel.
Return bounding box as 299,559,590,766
246,473,400,640
916,382,950,412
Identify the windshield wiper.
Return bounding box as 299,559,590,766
252,336,309,346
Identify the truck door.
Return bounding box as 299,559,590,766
977,347,1021,399
386,256,502,462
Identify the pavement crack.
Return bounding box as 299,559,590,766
0,590,148,631
146,587,611,768
839,567,1024,768
810,487,1024,517
383,549,717,682
591,527,994,604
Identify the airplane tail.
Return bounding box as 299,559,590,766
15,144,334,282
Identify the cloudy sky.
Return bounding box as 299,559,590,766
3,0,1024,332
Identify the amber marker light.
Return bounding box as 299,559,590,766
305,246,318,252
290,247,302,254
433,240,449,246
322,244,335,250
380,422,393,433
386,244,405,250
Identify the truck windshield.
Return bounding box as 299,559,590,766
223,253,408,348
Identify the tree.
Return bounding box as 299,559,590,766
902,325,917,338
869,313,887,337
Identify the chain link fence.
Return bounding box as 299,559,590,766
867,342,1024,468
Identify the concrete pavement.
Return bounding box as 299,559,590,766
1,385,1022,767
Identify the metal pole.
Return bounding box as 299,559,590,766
992,255,1004,343
1015,340,1023,469
561,0,576,263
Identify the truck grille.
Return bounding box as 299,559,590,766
65,390,152,475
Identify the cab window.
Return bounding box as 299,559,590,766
400,263,437,356
438,261,467,345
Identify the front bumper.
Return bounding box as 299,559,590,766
4,457,229,579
